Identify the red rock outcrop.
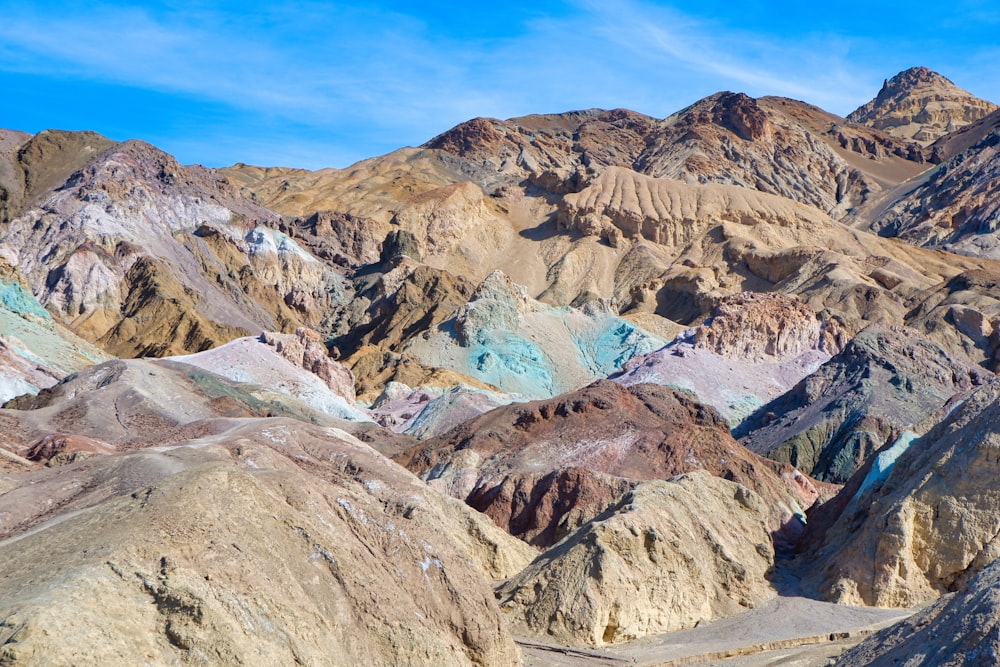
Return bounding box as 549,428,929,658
397,380,827,548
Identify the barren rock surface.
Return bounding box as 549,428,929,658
739,323,986,482
5,65,1000,667
398,380,826,548
498,472,775,646
808,377,1000,607
166,329,368,422
0,139,346,357
0,419,532,666
837,558,1000,665
405,270,664,399
0,259,108,403
615,293,843,425
868,111,1000,258
848,67,997,145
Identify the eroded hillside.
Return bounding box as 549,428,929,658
3,66,1000,665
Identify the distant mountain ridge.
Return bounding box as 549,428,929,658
848,66,997,145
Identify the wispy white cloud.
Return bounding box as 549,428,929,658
1,0,996,168
568,0,873,113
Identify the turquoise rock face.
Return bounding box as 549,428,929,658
469,332,555,398
0,282,50,320
575,319,663,377
458,317,663,399
406,271,667,401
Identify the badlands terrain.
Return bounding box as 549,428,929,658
3,66,1000,664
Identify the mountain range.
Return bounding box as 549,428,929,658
2,66,1000,665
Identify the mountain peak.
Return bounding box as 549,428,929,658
887,66,953,88
848,67,997,145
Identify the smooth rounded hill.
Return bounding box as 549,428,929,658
0,418,534,666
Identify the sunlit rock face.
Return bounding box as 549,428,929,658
397,380,824,549
848,66,997,145
496,471,776,645
808,377,1000,608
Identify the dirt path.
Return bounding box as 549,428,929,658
519,595,913,667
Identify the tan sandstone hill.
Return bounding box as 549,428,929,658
0,417,534,666
806,376,1000,608
496,471,776,646
848,66,997,145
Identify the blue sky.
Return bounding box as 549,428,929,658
2,1,999,169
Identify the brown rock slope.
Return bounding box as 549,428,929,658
426,96,927,217
837,558,1000,666
0,418,534,666
848,66,997,145
496,471,776,646
224,92,931,310
225,151,532,291
636,92,924,217
0,137,346,356
807,376,1000,607
738,323,986,483
0,356,403,458
396,380,826,549
423,109,657,194
558,165,1000,372
866,110,1000,258
0,128,116,224
220,92,999,371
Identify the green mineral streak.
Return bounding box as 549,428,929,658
0,282,50,320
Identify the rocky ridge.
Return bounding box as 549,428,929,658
496,471,776,645
808,377,1000,607
4,64,1000,665
837,558,1000,665
848,66,997,145
1,139,347,357
397,380,826,549
614,292,844,424
867,110,1000,257
739,323,986,482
